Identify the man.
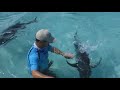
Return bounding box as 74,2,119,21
27,29,74,78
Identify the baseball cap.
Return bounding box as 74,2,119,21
36,29,56,43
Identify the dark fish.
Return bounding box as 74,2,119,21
0,17,38,46
66,31,102,78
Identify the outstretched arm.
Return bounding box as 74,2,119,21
51,47,74,59
51,47,64,56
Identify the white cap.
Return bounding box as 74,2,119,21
36,29,56,43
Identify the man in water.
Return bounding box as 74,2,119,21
27,29,74,78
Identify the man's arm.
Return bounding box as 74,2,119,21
51,47,74,59
51,47,64,56
32,70,54,78
29,55,54,78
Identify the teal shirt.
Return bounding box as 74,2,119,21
27,43,53,73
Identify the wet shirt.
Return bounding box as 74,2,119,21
27,43,53,74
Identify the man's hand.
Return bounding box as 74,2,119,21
63,53,74,59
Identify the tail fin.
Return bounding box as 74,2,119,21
48,60,53,68
75,30,78,36
74,31,77,38
90,57,102,68
34,17,38,23
24,17,38,25
74,31,77,41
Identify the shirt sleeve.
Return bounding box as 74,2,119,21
29,55,39,71
48,45,53,52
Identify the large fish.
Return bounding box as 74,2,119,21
0,17,37,46
66,31,102,78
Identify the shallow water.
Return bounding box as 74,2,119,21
0,12,120,78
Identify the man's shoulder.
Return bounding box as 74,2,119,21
28,46,38,59
29,52,38,61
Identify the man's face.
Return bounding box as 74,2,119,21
38,41,49,48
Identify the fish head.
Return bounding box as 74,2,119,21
73,41,79,47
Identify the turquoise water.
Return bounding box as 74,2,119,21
0,12,120,78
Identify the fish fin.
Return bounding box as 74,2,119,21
33,17,38,23
74,31,77,39
75,31,78,36
66,60,78,68
90,57,102,68
25,17,38,25
48,60,54,68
